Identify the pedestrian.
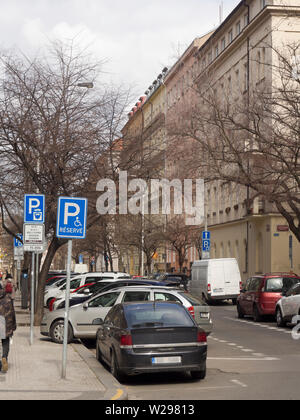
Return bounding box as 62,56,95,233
3,273,17,300
0,285,16,373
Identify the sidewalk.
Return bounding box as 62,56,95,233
0,294,127,400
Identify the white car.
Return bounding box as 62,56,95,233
276,283,300,327
40,286,212,343
44,272,131,307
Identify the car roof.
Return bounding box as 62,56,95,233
101,285,180,292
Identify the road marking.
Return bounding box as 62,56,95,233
231,379,248,388
111,389,124,400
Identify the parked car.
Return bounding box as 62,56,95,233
95,301,207,382
41,285,212,343
237,273,300,321
52,279,170,311
158,273,190,290
276,282,300,327
44,271,131,307
190,258,241,304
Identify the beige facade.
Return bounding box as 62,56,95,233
190,0,300,279
119,0,300,277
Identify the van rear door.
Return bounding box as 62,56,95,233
209,260,225,297
223,260,240,296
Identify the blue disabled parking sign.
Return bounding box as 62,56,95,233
56,197,88,239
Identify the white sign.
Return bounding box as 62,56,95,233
23,224,45,252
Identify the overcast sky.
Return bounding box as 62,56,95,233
0,0,240,99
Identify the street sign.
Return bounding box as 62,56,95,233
56,197,88,239
202,239,211,252
56,196,88,379
23,223,45,252
14,234,23,248
202,231,211,241
24,194,45,224
14,234,24,260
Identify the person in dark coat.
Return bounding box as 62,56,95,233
0,285,17,372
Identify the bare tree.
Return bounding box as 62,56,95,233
0,41,131,324
168,41,300,242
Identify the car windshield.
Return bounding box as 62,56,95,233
125,303,194,328
265,277,300,293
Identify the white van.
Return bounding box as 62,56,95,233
190,258,241,304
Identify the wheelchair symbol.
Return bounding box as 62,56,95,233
74,217,82,228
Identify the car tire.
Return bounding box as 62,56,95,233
237,303,245,319
276,307,286,328
190,367,206,380
96,342,103,362
253,305,262,322
111,350,126,383
50,320,74,344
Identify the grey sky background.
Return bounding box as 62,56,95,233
0,0,239,98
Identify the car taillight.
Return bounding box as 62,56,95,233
120,334,133,347
49,298,56,312
197,331,207,343
207,284,211,292
188,306,195,318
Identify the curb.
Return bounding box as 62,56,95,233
72,342,128,401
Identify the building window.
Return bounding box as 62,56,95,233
221,37,226,52
244,13,249,27
208,51,212,64
228,29,233,44
260,0,266,10
236,21,241,36
215,45,219,58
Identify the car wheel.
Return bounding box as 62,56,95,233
50,320,74,344
276,307,286,328
190,367,206,380
253,305,262,322
237,303,245,319
232,298,237,305
110,350,125,383
96,342,103,362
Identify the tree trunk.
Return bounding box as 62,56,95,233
34,237,65,325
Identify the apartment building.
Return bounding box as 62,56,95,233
165,0,300,278
120,0,300,277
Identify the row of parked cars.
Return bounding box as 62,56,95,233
237,272,300,328
41,270,210,382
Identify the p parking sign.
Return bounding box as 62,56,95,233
24,194,45,224
56,197,88,239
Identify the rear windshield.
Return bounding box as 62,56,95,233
265,277,300,293
178,292,206,306
125,304,194,328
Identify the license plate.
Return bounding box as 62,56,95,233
152,356,182,365
200,313,209,318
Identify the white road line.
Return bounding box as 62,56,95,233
231,379,248,388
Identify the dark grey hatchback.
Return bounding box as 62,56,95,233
95,301,207,382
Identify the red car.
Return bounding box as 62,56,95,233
237,272,300,322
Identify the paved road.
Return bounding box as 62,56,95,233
87,302,300,400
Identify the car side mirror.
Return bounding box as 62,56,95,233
83,289,90,295
92,318,104,325
83,302,88,310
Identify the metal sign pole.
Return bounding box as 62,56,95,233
62,239,72,379
30,252,35,345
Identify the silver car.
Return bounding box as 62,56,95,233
276,282,300,327
40,286,212,344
